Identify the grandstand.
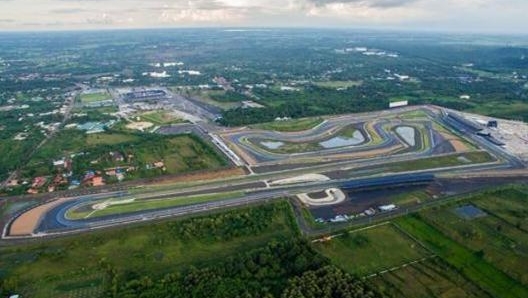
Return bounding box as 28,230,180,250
341,173,435,191
123,89,168,103
447,112,483,132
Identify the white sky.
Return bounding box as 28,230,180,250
0,0,526,33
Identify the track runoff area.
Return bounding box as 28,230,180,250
3,105,527,239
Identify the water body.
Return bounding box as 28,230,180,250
319,130,365,148
395,126,415,146
261,141,284,149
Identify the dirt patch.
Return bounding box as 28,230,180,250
149,167,246,186
431,141,456,155
231,143,258,165
9,197,71,236
438,132,469,153
450,140,469,152
330,144,403,160
126,121,154,131
270,174,330,186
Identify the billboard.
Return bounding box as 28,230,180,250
389,100,409,108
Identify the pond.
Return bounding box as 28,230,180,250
260,141,284,149
395,126,415,146
319,130,365,148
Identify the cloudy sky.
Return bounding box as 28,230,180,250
0,0,526,33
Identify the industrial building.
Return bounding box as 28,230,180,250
123,89,168,103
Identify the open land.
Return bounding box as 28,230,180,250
79,92,112,103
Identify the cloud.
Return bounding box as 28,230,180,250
308,0,418,8
159,8,246,23
0,0,526,32
85,13,114,25
50,8,90,14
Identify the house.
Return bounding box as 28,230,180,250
53,159,65,167
27,188,39,194
6,179,19,187
378,204,398,212
105,169,117,176
31,177,47,188
116,173,125,181
83,171,96,182
91,176,105,187
109,151,125,162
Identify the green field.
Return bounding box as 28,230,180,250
397,109,430,120
390,189,431,205
339,126,360,138
256,138,322,154
187,90,240,110
85,132,140,146
253,117,324,132
385,151,495,172
314,223,431,276
312,80,363,89
0,202,299,297
66,191,243,219
79,92,112,103
138,110,185,125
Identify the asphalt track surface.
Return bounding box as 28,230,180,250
223,119,396,164
220,106,459,166
30,174,436,235
2,105,526,239
18,153,522,238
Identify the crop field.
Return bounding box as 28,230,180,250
472,188,528,231
0,202,298,298
313,223,431,276
372,257,492,298
310,186,528,297
418,188,528,285
396,215,528,298
393,186,528,298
